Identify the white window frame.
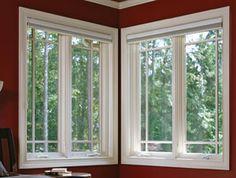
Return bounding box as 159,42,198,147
19,7,118,169
121,7,230,170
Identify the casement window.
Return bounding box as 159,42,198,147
121,7,229,170
19,7,118,168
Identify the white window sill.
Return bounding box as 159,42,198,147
122,155,229,170
20,154,118,169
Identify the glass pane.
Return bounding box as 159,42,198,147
140,38,173,149
27,143,32,153
140,42,147,50
72,48,90,141
217,29,223,38
48,143,58,152
27,39,33,141
35,143,44,153
72,143,91,152
27,28,59,153
186,30,216,43
71,38,101,153
35,43,58,141
92,41,100,50
186,144,215,154
186,41,216,142
72,37,92,48
148,143,172,152
141,143,146,151
27,28,33,39
92,142,100,152
148,48,172,141
48,32,58,42
35,29,46,41
218,40,223,142
35,41,46,141
47,43,58,141
147,38,172,49
218,144,223,155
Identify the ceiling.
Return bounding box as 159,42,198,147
85,0,154,9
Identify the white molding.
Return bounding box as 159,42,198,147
19,7,28,169
21,156,118,169
122,156,228,170
121,6,230,170
85,0,155,9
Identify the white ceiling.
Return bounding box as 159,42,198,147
85,0,155,9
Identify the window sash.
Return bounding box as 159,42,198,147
26,27,112,158
70,37,101,153
184,34,223,155
27,28,60,153
137,41,173,152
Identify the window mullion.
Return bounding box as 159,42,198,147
58,35,71,157
100,43,109,156
129,43,140,154
66,36,72,157
173,36,186,158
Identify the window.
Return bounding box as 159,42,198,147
121,7,229,170
19,7,118,168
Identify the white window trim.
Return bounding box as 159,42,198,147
19,7,118,169
121,7,230,170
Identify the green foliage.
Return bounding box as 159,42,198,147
26,27,223,155
27,30,100,153
140,30,223,154
27,28,59,152
71,38,100,152
186,30,223,154
141,38,172,152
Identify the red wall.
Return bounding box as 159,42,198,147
1,0,236,178
0,1,119,178
119,0,236,178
